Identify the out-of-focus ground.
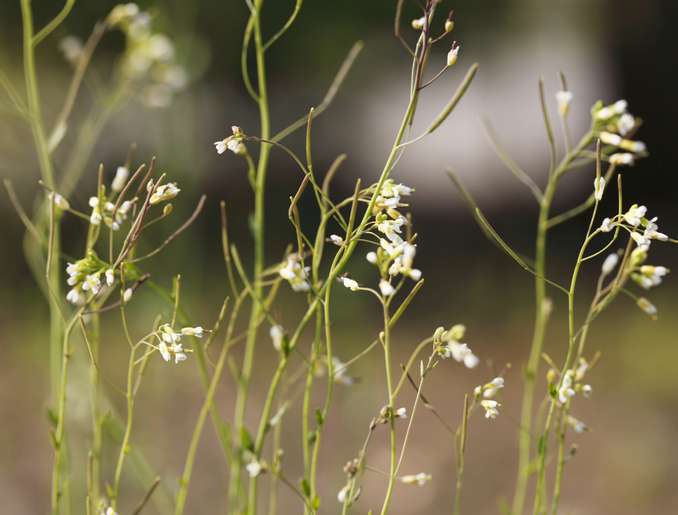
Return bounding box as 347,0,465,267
1,1,678,513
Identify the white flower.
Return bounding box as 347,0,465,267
400,472,432,485
558,370,576,405
600,132,622,147
337,485,350,504
555,90,573,117
480,399,500,419
123,288,133,303
623,204,647,227
170,343,187,363
66,288,84,305
279,255,311,292
601,253,619,275
609,153,634,166
89,197,102,225
395,407,407,419
214,140,227,154
643,217,669,242
595,100,627,120
379,279,395,297
340,277,360,291
637,265,670,289
105,268,115,286
481,377,505,398
112,166,130,192
411,16,426,30
181,326,204,337
82,273,102,294
366,251,378,264
619,139,646,153
566,415,588,434
149,182,180,204
332,356,354,386
49,192,70,210
330,234,344,246
593,177,605,201
446,43,460,67
246,459,263,478
147,34,174,61
270,325,284,351
442,341,479,369
617,113,635,136
158,340,172,362
637,297,657,318
631,231,650,247
600,217,614,233
581,384,592,398
59,36,83,64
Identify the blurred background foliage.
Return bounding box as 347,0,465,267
1,0,677,513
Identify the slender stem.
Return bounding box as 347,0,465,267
512,133,593,515
230,0,271,511
50,314,81,515
112,346,137,507
378,304,397,515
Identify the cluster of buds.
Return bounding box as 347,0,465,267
592,99,646,157
214,126,247,156
155,323,203,364
432,324,479,369
366,179,421,297
245,455,266,478
279,254,311,292
65,251,114,305
108,3,188,108
88,195,135,230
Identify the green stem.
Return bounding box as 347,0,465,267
378,303,397,515
112,346,137,507
512,133,593,515
230,0,271,510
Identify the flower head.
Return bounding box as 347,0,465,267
480,399,501,419
279,255,311,292
555,90,573,117
149,182,180,205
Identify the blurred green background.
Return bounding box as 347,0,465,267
1,0,677,513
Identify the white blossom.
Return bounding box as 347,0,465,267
395,407,407,419
601,253,619,275
623,204,647,227
379,279,395,297
49,192,70,210
600,131,622,147
149,182,180,205
600,217,614,233
558,370,576,405
181,326,204,337
617,113,635,136
609,153,634,166
59,36,83,64
366,251,377,264
636,297,657,318
340,277,360,291
480,399,500,419
270,325,284,351
400,472,432,485
330,234,344,246
279,255,311,292
105,268,115,286
555,90,573,117
411,16,426,30
246,458,263,478
566,415,588,434
112,166,130,192
123,288,133,303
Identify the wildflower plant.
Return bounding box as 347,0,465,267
1,1,675,515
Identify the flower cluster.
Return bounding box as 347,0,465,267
149,180,180,205
108,3,188,108
155,323,203,364
365,179,421,297
592,99,646,157
279,254,311,292
65,252,114,305
433,324,479,368
480,399,501,419
214,126,247,156
556,358,593,406
88,196,135,230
